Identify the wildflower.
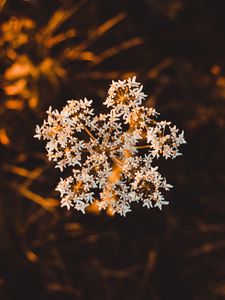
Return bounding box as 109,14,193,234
35,76,186,216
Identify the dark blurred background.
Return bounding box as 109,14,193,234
0,0,225,299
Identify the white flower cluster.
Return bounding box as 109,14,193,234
34,77,186,216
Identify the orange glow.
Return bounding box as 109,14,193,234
28,96,38,109
4,79,27,96
19,187,58,212
0,128,10,145
65,12,127,59
25,250,38,263
147,58,173,79
0,0,7,10
5,100,24,110
211,65,221,76
4,56,36,80
217,77,225,87
3,165,31,178
86,200,101,215
64,222,82,231
93,37,144,65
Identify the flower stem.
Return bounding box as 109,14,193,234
111,157,123,168
82,123,97,141
135,144,151,149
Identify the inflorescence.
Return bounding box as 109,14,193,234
34,77,186,216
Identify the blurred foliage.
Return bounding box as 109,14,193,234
0,0,225,299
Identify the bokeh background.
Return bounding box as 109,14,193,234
0,0,225,299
